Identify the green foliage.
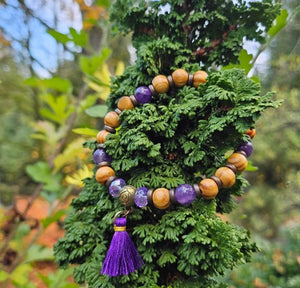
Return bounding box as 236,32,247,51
226,224,300,288
54,1,284,287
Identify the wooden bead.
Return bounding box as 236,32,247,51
227,153,248,172
117,96,134,111
152,75,170,93
96,130,110,144
95,166,115,185
171,69,189,87
104,111,121,128
193,70,208,88
152,188,171,209
199,179,219,199
245,128,256,139
215,167,236,188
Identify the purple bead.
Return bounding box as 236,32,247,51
175,184,196,205
134,187,148,208
134,86,152,104
237,141,253,157
93,149,112,165
109,178,126,197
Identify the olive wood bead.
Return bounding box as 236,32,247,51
95,166,115,185
105,175,117,187
193,70,208,88
152,75,170,94
199,178,219,199
210,176,222,188
215,167,236,188
152,188,171,209
193,183,202,198
147,189,154,206
169,189,177,204
227,152,248,172
97,130,110,144
225,163,237,174
117,96,134,111
167,75,175,89
172,69,189,87
104,111,121,128
104,125,116,133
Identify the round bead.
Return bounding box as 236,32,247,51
96,130,110,144
215,167,236,188
227,153,248,172
93,148,112,165
119,185,136,207
135,86,152,104
171,69,189,87
117,96,134,111
152,188,171,210
104,111,121,128
237,141,253,157
109,178,126,198
193,70,208,88
175,184,196,205
95,166,115,185
245,128,256,138
134,187,148,208
152,75,170,93
199,179,219,199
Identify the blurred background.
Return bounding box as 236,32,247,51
0,0,299,287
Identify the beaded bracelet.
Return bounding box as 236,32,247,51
93,69,255,210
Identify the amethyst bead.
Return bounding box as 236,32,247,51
237,141,253,157
134,187,148,208
93,149,112,165
134,86,152,104
175,184,196,205
109,178,126,198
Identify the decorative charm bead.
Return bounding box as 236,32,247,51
97,130,110,144
193,184,202,198
193,70,208,88
117,96,134,111
104,125,116,134
130,95,138,106
237,141,253,157
93,149,112,165
175,184,196,205
147,189,154,206
98,161,111,168
148,84,157,96
134,86,152,104
109,178,126,198
210,176,222,188
104,111,121,128
214,167,236,188
152,188,171,209
171,69,189,87
152,75,170,94
169,189,177,204
225,163,238,174
188,74,194,86
119,185,136,207
105,175,117,187
167,75,175,89
115,108,122,115
95,166,115,185
227,153,248,172
134,187,148,208
199,179,219,199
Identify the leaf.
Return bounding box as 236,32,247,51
95,0,111,8
85,105,108,118
268,9,288,38
0,270,9,281
10,264,32,285
25,77,72,93
47,29,70,44
72,128,99,137
69,28,88,47
80,48,111,75
238,49,253,74
25,245,54,263
41,209,67,228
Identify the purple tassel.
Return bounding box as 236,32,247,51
101,217,144,277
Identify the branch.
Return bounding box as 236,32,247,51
194,24,237,58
